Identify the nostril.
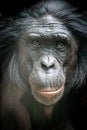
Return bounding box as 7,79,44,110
49,64,55,69
41,63,48,70
41,62,55,70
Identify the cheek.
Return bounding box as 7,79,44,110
18,52,33,78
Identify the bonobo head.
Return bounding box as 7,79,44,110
1,0,87,107
17,15,77,106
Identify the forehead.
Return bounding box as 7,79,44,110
27,15,70,37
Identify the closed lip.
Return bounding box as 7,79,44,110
38,86,64,95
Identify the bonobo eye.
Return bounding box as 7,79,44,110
32,40,40,46
55,41,66,51
31,40,40,50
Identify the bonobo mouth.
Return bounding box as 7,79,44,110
39,88,63,97
31,85,64,106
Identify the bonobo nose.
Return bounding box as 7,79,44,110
40,55,56,71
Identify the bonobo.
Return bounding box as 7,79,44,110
0,0,87,130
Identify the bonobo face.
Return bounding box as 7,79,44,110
19,15,77,106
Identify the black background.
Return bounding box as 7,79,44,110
0,0,87,17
